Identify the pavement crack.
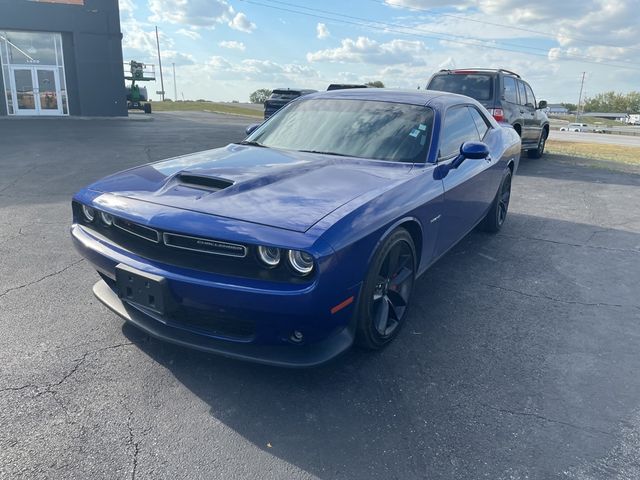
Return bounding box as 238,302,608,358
0,383,37,394
484,283,639,310
126,409,140,480
0,259,85,299
0,165,37,194
498,233,639,254
479,402,613,438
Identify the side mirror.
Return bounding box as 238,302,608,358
245,123,261,136
537,100,547,109
460,141,489,159
452,141,489,168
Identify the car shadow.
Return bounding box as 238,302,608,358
120,212,640,479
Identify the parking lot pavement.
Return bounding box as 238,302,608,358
1,111,639,480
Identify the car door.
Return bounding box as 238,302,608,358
501,76,523,131
517,80,536,143
523,82,542,143
434,105,496,257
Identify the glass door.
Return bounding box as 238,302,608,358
9,66,63,115
11,67,37,115
35,67,62,115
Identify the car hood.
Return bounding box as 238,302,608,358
88,144,413,233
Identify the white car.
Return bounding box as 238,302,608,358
560,123,589,132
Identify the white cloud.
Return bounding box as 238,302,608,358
316,23,330,39
162,50,196,66
229,12,256,33
176,28,201,40
118,0,136,14
148,0,233,27
204,55,319,84
307,36,428,65
219,40,246,51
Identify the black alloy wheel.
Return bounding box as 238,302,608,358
356,228,416,349
481,169,512,233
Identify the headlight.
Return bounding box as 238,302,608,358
288,250,314,275
82,205,95,222
257,245,281,267
100,212,114,226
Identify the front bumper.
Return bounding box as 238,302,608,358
71,223,359,367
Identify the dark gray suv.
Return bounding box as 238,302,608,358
427,69,549,158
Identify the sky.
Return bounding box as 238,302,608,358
118,0,640,104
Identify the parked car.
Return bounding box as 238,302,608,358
71,89,521,367
327,84,369,91
264,88,316,119
560,123,589,132
427,68,549,158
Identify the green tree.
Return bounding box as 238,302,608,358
561,103,577,112
365,81,385,88
583,91,640,113
249,89,272,104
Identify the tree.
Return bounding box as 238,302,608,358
583,91,640,113
249,89,272,104
560,103,577,112
365,81,385,88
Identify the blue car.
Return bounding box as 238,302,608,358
71,89,521,367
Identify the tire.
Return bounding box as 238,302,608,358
481,169,512,233
355,228,416,350
527,128,547,158
144,103,152,114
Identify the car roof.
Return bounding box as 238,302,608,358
303,88,471,107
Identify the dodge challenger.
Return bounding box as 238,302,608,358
71,89,521,367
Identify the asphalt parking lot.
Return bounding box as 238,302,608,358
1,111,639,479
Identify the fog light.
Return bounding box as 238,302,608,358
100,212,114,226
82,205,95,222
290,330,304,343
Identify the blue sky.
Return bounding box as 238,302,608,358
119,0,640,103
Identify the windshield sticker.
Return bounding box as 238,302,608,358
409,129,420,138
420,135,427,146
418,124,427,131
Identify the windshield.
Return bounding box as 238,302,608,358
247,99,434,163
428,74,493,101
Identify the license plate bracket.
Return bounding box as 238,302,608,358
115,263,169,315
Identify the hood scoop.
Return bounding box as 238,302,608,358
176,172,234,192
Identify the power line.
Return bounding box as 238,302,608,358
373,0,640,55
237,0,640,71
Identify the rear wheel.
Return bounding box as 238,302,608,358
528,128,547,158
144,103,152,114
355,228,416,350
481,169,512,233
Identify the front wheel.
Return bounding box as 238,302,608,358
528,129,547,158
355,228,416,350
481,169,512,233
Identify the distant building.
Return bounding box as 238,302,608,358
546,104,569,115
0,0,126,117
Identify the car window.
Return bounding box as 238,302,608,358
270,90,301,101
517,81,527,106
427,74,493,101
439,106,480,159
524,83,536,107
503,76,518,104
249,99,435,163
468,107,490,139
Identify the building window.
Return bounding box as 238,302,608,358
0,30,69,116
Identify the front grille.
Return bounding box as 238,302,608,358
74,202,313,284
163,232,247,257
113,217,160,243
170,307,255,340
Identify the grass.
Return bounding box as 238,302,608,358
549,115,627,127
546,140,640,167
150,101,263,118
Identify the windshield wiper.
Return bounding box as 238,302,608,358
297,149,350,157
238,140,267,148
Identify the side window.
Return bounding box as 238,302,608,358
517,80,527,106
468,107,490,139
524,83,536,108
503,76,518,104
439,106,480,159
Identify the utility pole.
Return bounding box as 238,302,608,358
172,62,177,101
576,72,585,122
155,26,165,101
